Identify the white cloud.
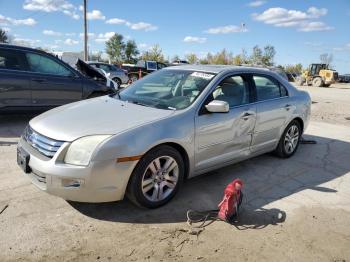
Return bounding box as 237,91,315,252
138,43,148,49
106,18,127,24
106,17,158,31
23,0,79,20
87,10,105,20
0,14,36,26
12,37,40,47
128,22,157,31
95,32,115,43
183,36,206,44
63,10,79,20
333,43,350,51
79,32,96,38
248,1,266,7
64,38,79,45
205,25,246,34
43,30,62,36
252,6,332,32
65,32,76,36
79,5,83,11
298,21,333,32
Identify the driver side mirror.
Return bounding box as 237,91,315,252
205,100,229,113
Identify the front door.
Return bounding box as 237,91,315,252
194,74,256,172
25,52,82,107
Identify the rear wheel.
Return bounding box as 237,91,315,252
126,145,184,208
274,120,301,158
312,77,324,87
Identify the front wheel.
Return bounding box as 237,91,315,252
126,145,184,208
274,120,301,158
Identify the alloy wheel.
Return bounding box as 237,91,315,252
141,156,179,202
284,124,299,154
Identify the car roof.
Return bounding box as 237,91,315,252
0,43,49,55
164,64,273,74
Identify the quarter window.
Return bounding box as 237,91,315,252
26,53,73,76
211,75,250,107
0,49,25,71
253,75,287,101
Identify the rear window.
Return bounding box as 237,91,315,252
0,49,26,71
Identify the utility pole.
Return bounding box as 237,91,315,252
83,0,88,61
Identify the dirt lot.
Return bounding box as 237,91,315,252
1,83,350,262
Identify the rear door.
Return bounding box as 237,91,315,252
0,48,31,109
250,74,292,153
25,51,82,107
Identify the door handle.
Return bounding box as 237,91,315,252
31,78,46,83
284,104,292,111
241,112,254,120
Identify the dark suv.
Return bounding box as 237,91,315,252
0,44,114,112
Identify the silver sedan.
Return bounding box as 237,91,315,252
17,65,311,208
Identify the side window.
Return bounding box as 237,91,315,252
253,75,285,101
26,53,73,76
211,75,250,107
0,49,26,71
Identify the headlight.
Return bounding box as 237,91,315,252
64,135,111,166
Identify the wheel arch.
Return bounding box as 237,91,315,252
139,142,190,180
292,117,304,133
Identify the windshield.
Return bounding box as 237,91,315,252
119,69,215,110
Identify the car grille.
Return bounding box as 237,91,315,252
23,125,65,158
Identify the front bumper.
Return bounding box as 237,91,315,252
17,137,138,203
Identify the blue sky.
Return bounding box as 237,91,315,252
0,0,349,73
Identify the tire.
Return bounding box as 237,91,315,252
274,120,301,158
126,145,185,208
112,78,121,89
312,77,323,87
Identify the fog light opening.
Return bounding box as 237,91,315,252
61,178,84,188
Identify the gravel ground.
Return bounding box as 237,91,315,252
296,83,350,127
0,84,350,262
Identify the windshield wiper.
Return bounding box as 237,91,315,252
128,100,152,108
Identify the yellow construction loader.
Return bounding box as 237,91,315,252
296,63,338,87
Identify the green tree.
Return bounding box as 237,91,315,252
185,53,198,64
140,44,164,62
125,40,139,63
0,29,9,43
105,33,125,63
261,45,276,66
285,63,303,74
250,45,263,65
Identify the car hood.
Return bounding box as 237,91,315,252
29,96,175,142
76,59,106,81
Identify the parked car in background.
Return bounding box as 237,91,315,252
171,60,189,65
0,44,115,113
17,65,311,208
122,60,167,82
88,61,129,88
338,74,350,83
